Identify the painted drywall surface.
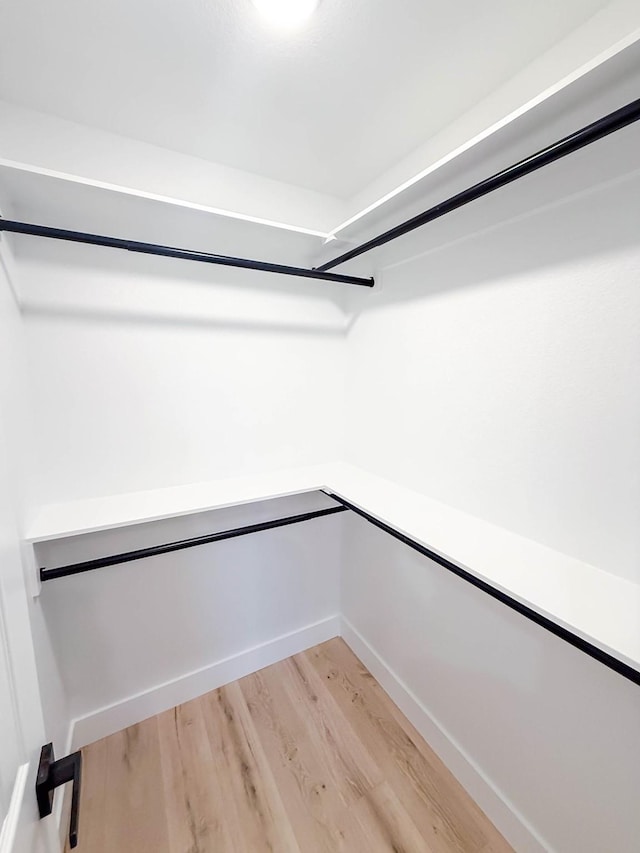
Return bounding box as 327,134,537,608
0,241,68,853
38,495,342,724
0,240,70,760
0,422,22,824
16,241,347,506
345,151,640,583
341,513,640,853
0,249,27,821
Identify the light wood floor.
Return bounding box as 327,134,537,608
69,638,512,852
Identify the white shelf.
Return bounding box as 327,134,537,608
315,36,640,278
27,462,640,673
27,466,332,542
328,465,640,674
6,37,640,283
0,164,325,270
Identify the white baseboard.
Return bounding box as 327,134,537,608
340,616,550,853
70,614,340,749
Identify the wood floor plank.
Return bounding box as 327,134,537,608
102,717,171,853
306,638,512,853
72,638,512,853
157,697,233,852
239,665,355,851
200,681,301,853
352,659,514,853
279,653,384,804
348,781,437,853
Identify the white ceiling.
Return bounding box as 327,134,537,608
0,0,611,199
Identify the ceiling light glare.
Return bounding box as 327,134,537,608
252,0,320,30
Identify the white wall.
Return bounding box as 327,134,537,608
0,401,23,827
12,239,349,748
16,240,348,506
0,248,25,824
3,52,639,853
341,514,640,853
0,645,15,821
36,492,343,747
338,105,640,852
0,240,74,770
345,148,640,584
0,237,65,853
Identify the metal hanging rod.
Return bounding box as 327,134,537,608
324,492,640,687
317,96,640,272
0,219,374,287
40,504,349,581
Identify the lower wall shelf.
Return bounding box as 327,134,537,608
29,463,640,685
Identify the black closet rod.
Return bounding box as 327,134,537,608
39,504,349,582
0,219,374,288
317,96,640,271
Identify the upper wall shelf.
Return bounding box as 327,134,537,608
4,88,640,289
315,37,640,275
2,36,640,284
0,165,326,269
